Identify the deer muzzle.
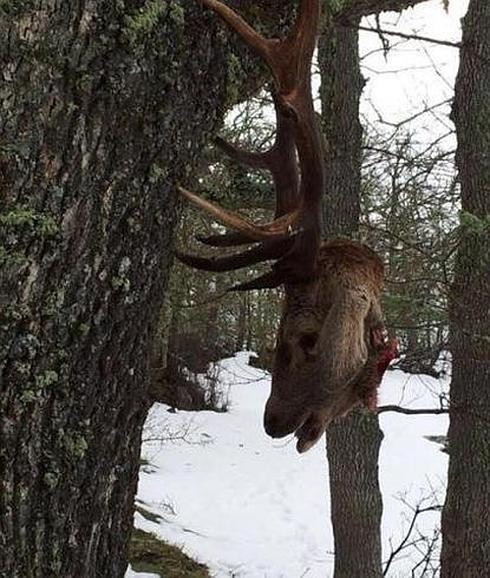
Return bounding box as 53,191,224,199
263,395,307,438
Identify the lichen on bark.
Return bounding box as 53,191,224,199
0,1,265,575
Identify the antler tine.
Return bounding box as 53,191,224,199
214,136,271,171
198,226,299,248
196,231,253,247
268,93,301,217
230,270,285,292
178,185,262,241
207,0,323,281
179,0,324,286
200,0,274,63
177,185,300,242
202,0,319,95
215,92,300,218
199,94,300,249
176,238,291,272
274,0,324,281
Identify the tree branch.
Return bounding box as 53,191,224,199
337,0,432,21
383,500,442,576
353,24,461,48
377,405,449,415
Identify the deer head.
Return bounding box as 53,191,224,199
177,0,396,452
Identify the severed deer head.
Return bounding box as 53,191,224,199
177,0,398,453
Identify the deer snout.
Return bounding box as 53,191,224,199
263,396,306,438
295,410,332,453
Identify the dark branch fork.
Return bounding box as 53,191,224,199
177,0,324,289
177,1,396,452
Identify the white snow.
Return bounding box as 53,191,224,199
126,566,160,578
126,351,449,578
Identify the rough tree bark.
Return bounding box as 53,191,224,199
319,11,384,578
0,2,289,576
0,1,443,576
440,1,490,576
320,2,433,575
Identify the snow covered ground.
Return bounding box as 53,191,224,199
127,352,449,578
126,567,160,578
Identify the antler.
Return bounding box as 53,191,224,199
195,93,300,250
177,0,324,289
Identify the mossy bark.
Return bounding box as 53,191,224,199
0,1,290,576
441,1,490,576
319,10,383,578
0,1,441,576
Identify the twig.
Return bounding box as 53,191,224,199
353,24,461,49
377,405,449,415
383,503,442,576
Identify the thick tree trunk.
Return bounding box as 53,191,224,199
319,13,384,578
0,2,283,575
440,1,490,576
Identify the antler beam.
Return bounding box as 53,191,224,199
177,0,324,287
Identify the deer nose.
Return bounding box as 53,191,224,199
263,396,304,438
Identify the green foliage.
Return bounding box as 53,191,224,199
111,275,131,292
63,432,88,461
327,0,348,14
168,2,185,27
42,288,66,317
224,53,243,108
20,388,37,404
19,368,58,404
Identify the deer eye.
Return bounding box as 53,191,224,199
299,333,318,353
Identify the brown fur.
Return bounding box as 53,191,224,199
263,238,391,452
176,1,396,453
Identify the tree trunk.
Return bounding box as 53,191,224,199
0,2,281,575
236,293,247,352
320,21,363,239
319,12,384,578
440,1,490,576
327,415,384,578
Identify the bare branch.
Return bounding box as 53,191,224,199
383,496,442,576
377,405,449,415
355,24,461,48
337,0,433,21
